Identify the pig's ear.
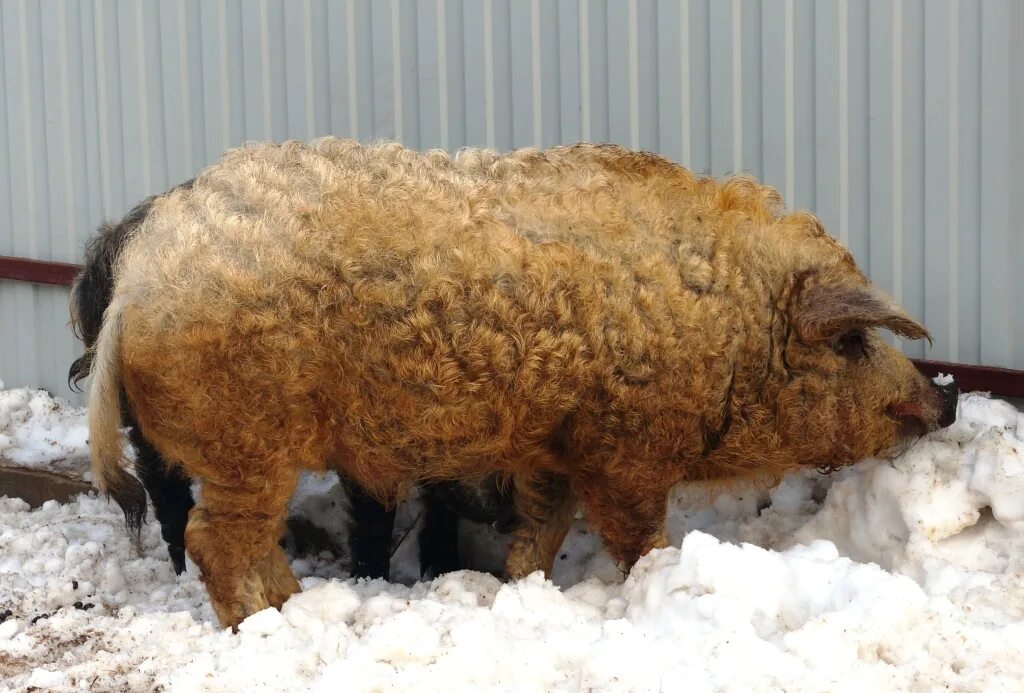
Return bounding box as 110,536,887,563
794,279,932,344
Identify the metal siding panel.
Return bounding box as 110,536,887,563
398,0,420,148
604,0,630,147
813,0,841,245
283,0,310,140
708,0,735,175
867,2,896,307
325,1,348,138
636,0,658,153
901,0,926,359
556,0,580,145
0,283,77,402
76,1,104,249
157,0,193,180
740,0,762,177
1,283,38,393
508,0,534,148
0,2,19,387
64,0,88,257
956,0,981,365
0,3,13,258
241,2,268,139
585,0,609,143
370,0,396,139
198,1,226,160
922,0,955,360
539,0,562,147
1012,0,1024,371
489,0,513,150
117,1,150,205
687,0,710,173
3,0,39,258
353,0,374,142
263,0,288,142
759,0,792,202
979,0,1013,367
34,287,60,406
142,1,170,193
26,1,50,261
0,282,13,385
655,0,683,164
39,0,74,262
443,0,466,148
415,0,441,150
460,0,487,146
224,0,247,144
183,0,207,172
845,0,868,271
311,0,331,138
791,0,815,210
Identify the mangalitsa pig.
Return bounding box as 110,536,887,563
85,139,958,628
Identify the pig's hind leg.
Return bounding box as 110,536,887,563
128,420,194,575
343,476,397,580
185,466,301,630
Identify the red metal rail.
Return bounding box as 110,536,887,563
3,254,1023,397
0,255,81,287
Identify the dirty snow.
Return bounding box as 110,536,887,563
2,384,1024,691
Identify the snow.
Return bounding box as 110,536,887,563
0,381,90,480
1,382,1024,691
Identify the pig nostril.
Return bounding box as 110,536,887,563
938,398,958,428
934,381,959,429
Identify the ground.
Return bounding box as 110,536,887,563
1,381,1024,691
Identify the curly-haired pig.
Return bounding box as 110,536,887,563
83,139,958,628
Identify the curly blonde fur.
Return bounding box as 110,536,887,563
88,138,951,628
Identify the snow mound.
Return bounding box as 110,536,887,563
0,383,90,479
789,392,1024,622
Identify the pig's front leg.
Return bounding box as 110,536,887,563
574,476,670,574
505,472,576,579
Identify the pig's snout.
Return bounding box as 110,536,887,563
887,379,959,435
935,380,959,429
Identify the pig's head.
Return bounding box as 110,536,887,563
771,270,959,470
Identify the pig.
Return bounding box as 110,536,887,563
83,138,957,628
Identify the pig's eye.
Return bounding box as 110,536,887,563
836,330,868,359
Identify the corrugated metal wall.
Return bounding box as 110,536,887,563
1,0,1022,401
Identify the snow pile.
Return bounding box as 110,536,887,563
1,388,1024,691
0,383,90,479
789,393,1024,622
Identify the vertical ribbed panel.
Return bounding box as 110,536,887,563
0,0,1021,401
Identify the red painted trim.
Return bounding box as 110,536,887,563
0,255,80,286
911,359,1024,398
1,255,1022,397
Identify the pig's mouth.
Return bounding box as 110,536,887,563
886,402,931,437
